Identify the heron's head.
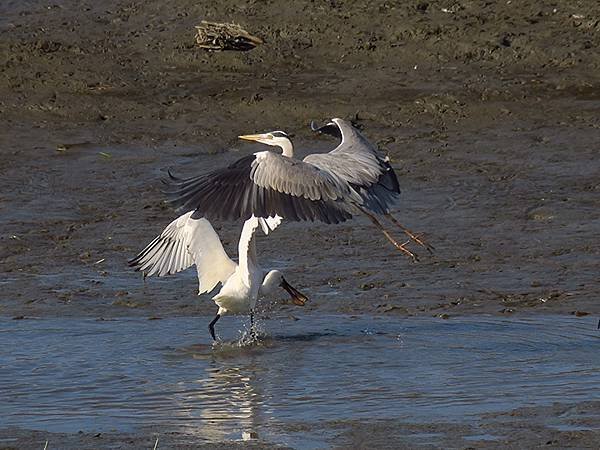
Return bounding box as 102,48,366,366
238,131,294,156
262,270,308,306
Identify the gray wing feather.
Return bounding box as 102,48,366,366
250,151,357,202
307,118,401,214
164,155,353,224
304,118,387,187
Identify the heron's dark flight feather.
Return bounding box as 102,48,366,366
166,155,352,224
311,120,343,139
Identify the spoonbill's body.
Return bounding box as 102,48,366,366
129,213,307,340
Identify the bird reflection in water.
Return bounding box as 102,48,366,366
167,345,269,442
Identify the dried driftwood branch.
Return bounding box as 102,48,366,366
195,21,263,51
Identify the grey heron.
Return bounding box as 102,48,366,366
165,118,431,260
129,213,307,340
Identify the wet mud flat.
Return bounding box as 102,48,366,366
1,0,600,448
2,106,599,321
1,0,599,320
1,314,600,449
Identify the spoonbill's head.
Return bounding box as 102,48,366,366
238,131,294,156
262,270,308,306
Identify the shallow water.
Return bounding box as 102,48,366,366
1,315,599,446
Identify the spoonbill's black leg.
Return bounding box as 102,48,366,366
208,314,220,341
250,311,257,341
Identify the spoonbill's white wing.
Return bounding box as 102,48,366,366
164,155,353,224
129,212,236,294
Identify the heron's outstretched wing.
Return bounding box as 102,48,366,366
308,118,400,214
164,155,353,224
307,118,397,187
250,151,357,201
128,212,236,294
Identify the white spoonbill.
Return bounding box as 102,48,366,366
129,213,307,340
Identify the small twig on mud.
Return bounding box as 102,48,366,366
195,21,263,51
153,436,159,450
43,440,48,450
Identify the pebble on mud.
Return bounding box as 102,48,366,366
526,206,556,221
112,299,143,308
376,304,409,314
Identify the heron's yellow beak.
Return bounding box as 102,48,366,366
238,133,272,142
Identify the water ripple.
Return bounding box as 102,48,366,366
1,314,598,440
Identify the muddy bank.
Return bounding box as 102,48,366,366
3,401,600,449
2,0,600,141
1,112,599,319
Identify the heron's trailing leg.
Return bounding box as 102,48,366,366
357,206,419,262
385,213,434,254
209,314,220,341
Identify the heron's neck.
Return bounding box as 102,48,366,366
279,139,293,157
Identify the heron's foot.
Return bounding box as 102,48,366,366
357,206,420,261
406,231,434,254
392,238,419,263
385,214,434,254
